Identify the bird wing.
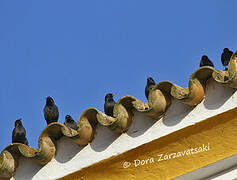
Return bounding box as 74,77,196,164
12,128,16,142
221,53,227,65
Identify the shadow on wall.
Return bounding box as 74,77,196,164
6,137,85,180
126,112,157,138
54,79,236,160
90,124,120,152
203,79,236,110
163,79,236,127
8,79,237,180
54,137,84,164
10,157,42,180
162,98,194,127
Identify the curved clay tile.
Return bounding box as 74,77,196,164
1,52,237,178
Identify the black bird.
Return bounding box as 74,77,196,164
64,115,78,130
44,96,59,125
145,77,155,100
104,93,116,117
199,55,214,68
12,119,28,145
221,48,233,70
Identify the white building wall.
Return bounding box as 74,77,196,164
3,79,237,180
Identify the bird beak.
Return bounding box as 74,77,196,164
112,92,117,96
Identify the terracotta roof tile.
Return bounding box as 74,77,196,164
1,52,237,178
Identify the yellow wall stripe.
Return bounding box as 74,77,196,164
60,108,237,180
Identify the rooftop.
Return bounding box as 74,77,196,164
1,51,237,179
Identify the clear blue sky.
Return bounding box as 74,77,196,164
0,1,236,150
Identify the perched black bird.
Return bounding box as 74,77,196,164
145,77,155,100
64,115,78,130
44,96,59,125
12,119,28,145
199,55,214,68
104,93,116,117
221,48,233,70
